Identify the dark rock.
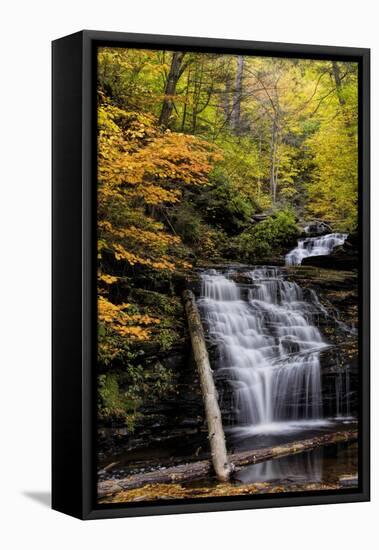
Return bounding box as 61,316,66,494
302,253,358,270
301,233,359,270
339,474,358,487
303,220,332,236
284,265,358,417
251,214,269,222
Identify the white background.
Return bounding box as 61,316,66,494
1,1,376,548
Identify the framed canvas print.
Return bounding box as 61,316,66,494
52,30,370,519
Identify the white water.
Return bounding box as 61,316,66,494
285,233,348,266
198,267,329,433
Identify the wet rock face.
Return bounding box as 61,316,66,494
210,265,359,422
285,266,358,417
98,271,208,460
301,253,357,270
98,344,208,458
303,221,332,236
301,233,359,270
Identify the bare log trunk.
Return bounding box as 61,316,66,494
98,430,357,498
229,430,356,468
183,289,231,482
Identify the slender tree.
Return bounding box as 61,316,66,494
159,51,186,128
331,61,346,108
230,55,244,132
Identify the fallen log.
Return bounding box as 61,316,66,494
98,429,357,498
183,289,231,482
229,430,357,469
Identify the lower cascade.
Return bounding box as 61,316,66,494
285,233,348,266
198,266,338,434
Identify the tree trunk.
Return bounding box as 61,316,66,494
332,61,346,108
159,51,186,128
274,153,281,201
98,430,357,497
224,72,232,124
183,289,231,482
230,55,244,132
257,134,262,200
180,68,191,131
191,59,204,134
331,61,353,136
270,121,278,202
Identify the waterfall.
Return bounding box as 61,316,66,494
198,267,329,434
285,233,348,266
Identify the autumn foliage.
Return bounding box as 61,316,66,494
97,97,222,370
96,47,358,428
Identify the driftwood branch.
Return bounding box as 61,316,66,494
98,429,357,498
182,289,231,482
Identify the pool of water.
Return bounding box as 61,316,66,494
227,417,357,451
234,441,357,486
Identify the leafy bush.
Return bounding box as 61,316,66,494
233,209,299,260
98,372,142,431
97,287,183,429
169,200,228,260
170,202,203,245
98,359,177,430
199,168,256,235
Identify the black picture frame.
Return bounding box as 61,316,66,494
52,30,370,520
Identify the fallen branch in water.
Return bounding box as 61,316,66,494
98,429,357,498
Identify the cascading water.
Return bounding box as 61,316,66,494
285,233,348,266
198,267,328,434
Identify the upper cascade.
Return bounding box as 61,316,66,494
285,233,348,266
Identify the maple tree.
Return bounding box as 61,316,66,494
97,97,222,424
98,102,221,276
